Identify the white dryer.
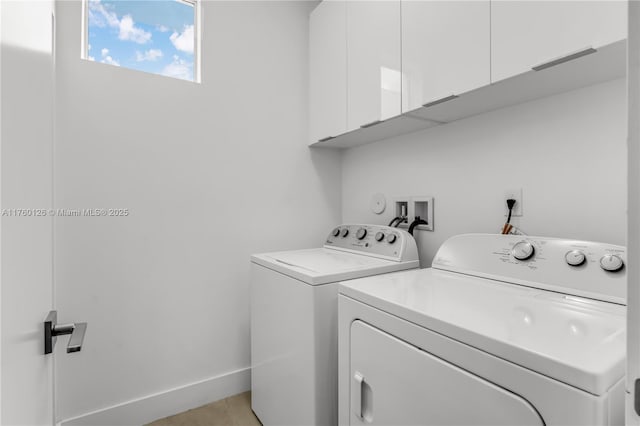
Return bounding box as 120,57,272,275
251,224,419,426
338,233,626,426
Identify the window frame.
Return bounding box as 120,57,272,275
81,0,202,83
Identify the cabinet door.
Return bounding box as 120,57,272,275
401,1,490,112
347,0,401,131
492,0,627,83
309,1,347,144
349,321,544,425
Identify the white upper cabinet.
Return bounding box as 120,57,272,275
309,0,627,148
347,0,402,131
491,0,627,83
309,1,347,144
401,1,490,112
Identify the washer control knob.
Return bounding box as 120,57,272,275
340,228,349,238
565,250,586,267
386,233,397,244
375,232,385,242
511,241,535,261
600,254,624,272
356,228,367,240
332,228,340,237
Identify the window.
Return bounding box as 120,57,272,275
83,0,200,82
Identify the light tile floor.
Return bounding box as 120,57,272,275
146,392,261,426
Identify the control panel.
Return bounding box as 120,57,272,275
433,234,627,304
505,239,625,273
324,224,418,262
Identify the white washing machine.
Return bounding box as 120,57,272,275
338,233,626,426
251,224,419,426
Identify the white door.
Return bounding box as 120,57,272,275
349,321,544,425
491,0,627,83
0,1,73,424
346,0,401,131
627,2,640,425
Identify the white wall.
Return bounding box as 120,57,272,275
342,78,627,267
54,1,341,423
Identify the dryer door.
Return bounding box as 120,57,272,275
349,320,544,425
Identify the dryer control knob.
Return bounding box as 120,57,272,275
332,228,340,237
356,228,367,240
375,232,385,242
341,228,349,238
600,254,624,272
386,233,397,244
565,250,586,267
512,241,535,261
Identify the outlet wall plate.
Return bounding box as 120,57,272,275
504,188,523,217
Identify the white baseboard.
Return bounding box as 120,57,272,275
59,367,251,426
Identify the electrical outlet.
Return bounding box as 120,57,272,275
505,188,523,217
412,196,434,231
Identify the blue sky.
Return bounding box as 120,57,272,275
87,0,195,81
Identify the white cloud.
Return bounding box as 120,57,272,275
170,25,194,54
88,55,96,61
88,0,119,28
88,1,151,45
101,55,120,67
101,48,109,58
156,25,169,33
88,44,92,51
118,15,152,44
161,55,192,81
136,49,163,62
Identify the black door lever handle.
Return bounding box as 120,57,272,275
44,310,87,354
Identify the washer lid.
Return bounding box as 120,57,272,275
339,268,625,396
251,248,419,285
